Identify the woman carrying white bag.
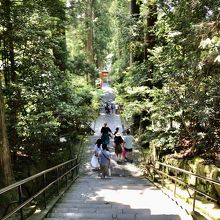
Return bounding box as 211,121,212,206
91,139,102,170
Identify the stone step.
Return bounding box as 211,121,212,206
44,219,111,220
51,208,79,213
47,212,154,220
45,214,184,220
48,212,114,219
45,218,112,220
57,199,106,203
51,207,123,214
55,202,112,208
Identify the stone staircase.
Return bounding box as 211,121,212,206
43,171,192,220
44,174,150,220
42,86,192,220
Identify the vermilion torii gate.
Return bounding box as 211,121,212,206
99,70,109,89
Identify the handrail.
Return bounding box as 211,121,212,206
147,161,220,214
0,158,77,195
157,162,220,185
0,156,80,220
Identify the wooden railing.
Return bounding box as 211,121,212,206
146,161,220,214
0,157,80,220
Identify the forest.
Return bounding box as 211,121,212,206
0,0,220,212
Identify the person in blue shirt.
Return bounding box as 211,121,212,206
98,143,110,179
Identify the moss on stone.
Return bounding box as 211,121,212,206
163,156,220,198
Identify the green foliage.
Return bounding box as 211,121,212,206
68,54,97,78
110,0,220,161
67,0,112,71
0,0,107,183
148,0,220,157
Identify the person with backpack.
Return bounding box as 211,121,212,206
114,131,124,162
105,103,110,114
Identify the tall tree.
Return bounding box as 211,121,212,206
143,0,157,61
130,0,141,64
130,0,140,17
67,0,111,84
85,0,94,64
44,0,67,72
0,86,14,187
1,0,18,149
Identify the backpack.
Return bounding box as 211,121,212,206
114,135,123,145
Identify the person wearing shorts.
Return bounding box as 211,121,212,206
114,132,124,161
123,129,135,162
98,144,110,178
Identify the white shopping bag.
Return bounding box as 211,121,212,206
108,167,111,176
91,155,99,168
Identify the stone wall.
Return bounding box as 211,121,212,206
163,157,220,199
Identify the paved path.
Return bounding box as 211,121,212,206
44,87,192,220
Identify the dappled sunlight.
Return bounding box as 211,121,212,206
95,188,148,209
81,184,191,218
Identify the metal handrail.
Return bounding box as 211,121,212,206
157,162,220,185
147,161,220,213
0,156,80,220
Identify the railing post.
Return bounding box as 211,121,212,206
77,158,79,176
56,167,59,194
174,170,177,197
43,174,47,209
162,164,165,187
73,159,77,177
18,185,24,220
192,177,198,211
65,163,68,187
151,162,155,182
71,160,74,180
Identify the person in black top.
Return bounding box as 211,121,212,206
100,122,112,145
113,127,119,136
114,132,124,161
105,103,110,114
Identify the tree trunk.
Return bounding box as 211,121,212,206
130,0,141,64
86,0,94,63
45,0,67,72
144,2,157,60
143,1,158,88
130,0,140,16
0,86,14,187
85,0,95,84
2,0,18,148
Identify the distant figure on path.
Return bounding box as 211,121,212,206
115,104,119,114
110,103,115,114
123,129,135,162
105,103,110,114
100,122,112,145
98,144,111,179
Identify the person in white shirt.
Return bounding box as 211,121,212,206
91,139,102,170
123,129,135,162
115,104,119,114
